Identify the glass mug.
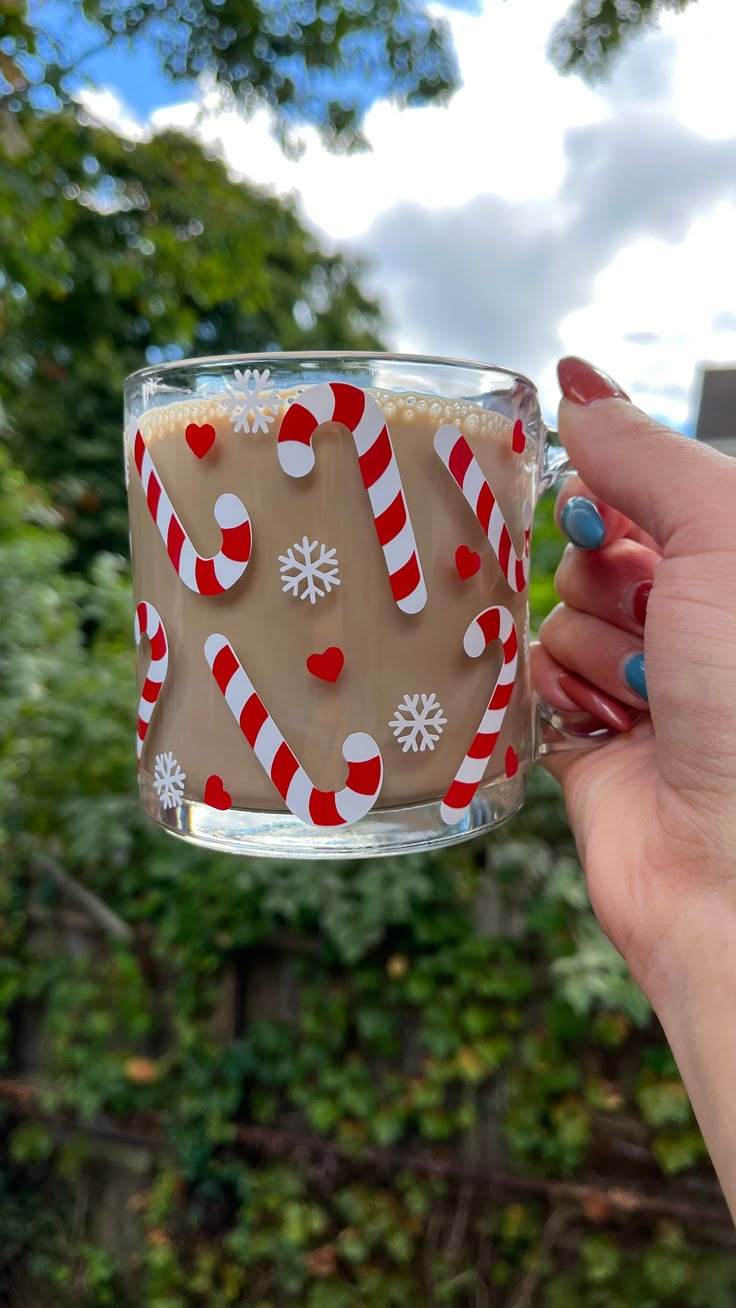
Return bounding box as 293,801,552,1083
124,352,611,859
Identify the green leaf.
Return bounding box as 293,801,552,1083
638,1078,692,1128
306,1099,340,1135
582,1236,622,1284
652,1128,708,1175
10,1123,54,1165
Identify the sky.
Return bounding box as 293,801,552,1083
73,0,736,432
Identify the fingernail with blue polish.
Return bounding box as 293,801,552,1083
623,652,648,701
560,496,606,549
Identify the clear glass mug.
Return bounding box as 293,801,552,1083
124,352,611,859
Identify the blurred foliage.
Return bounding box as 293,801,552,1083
4,0,702,154
1,451,729,1306
2,0,459,151
0,107,382,564
549,0,697,80
0,4,728,1299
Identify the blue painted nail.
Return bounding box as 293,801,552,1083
560,496,606,549
623,653,648,701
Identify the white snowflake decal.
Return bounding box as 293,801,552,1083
279,536,340,604
222,368,278,434
390,693,447,753
153,751,186,809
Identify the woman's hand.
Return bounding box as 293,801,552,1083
532,356,736,1214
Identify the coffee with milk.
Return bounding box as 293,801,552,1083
127,384,532,815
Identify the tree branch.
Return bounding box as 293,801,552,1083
0,1076,730,1230
30,857,133,943
62,34,117,80
509,1206,571,1308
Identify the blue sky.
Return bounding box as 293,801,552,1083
32,0,480,124
31,0,196,116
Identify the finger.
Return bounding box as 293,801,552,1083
530,640,635,732
530,643,653,794
555,479,662,555
539,602,649,709
555,477,632,549
557,357,736,554
622,521,661,555
555,537,660,636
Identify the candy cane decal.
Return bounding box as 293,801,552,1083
434,425,531,593
134,602,169,769
441,606,518,825
277,383,427,614
205,634,384,826
133,429,252,595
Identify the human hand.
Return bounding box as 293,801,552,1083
530,355,736,1216
531,357,736,1012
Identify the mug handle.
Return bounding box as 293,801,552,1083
533,425,621,757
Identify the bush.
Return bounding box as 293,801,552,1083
1,453,730,1307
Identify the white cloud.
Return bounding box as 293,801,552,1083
560,202,736,427
150,0,603,237
360,109,736,419
88,0,736,428
77,87,148,141
663,0,736,140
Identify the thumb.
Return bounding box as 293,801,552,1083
556,358,735,554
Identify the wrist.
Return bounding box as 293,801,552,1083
636,890,736,1220
635,887,736,1025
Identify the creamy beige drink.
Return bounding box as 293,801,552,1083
127,385,533,814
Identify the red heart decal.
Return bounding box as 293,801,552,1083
512,420,526,454
185,422,216,459
505,746,519,778
455,545,481,580
204,774,232,810
306,647,344,683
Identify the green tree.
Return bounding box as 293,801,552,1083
2,0,459,150
7,0,702,137
0,448,140,875
549,0,696,78
0,110,383,563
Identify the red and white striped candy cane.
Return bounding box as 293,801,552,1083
204,633,384,826
133,429,252,596
441,606,518,825
134,601,168,769
277,383,427,615
434,425,531,593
